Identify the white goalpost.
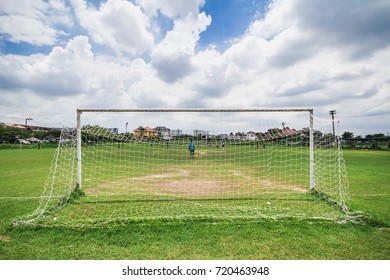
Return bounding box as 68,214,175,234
15,108,355,228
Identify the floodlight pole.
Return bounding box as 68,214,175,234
76,110,82,190
309,109,315,190
329,110,336,137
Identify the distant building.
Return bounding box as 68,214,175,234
107,128,119,134
133,127,158,138
171,129,183,137
228,134,241,141
244,132,257,141
154,126,172,140
155,126,171,134
219,134,229,140
193,129,209,137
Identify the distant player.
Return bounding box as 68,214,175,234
188,140,195,157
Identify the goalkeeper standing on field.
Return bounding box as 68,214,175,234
188,140,195,157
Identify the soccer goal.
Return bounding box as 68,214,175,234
15,109,355,228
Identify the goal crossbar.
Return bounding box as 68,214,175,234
77,108,313,113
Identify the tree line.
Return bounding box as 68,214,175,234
341,131,389,140
341,131,389,149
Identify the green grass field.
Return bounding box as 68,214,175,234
0,147,389,259
14,142,350,227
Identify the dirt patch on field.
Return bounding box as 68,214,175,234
131,169,190,180
129,168,232,196
157,180,232,196
229,170,252,180
258,179,307,192
284,184,307,192
229,170,306,192
0,234,11,242
84,167,307,197
85,188,99,195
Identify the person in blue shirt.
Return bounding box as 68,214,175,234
188,140,195,157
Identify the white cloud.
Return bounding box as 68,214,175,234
152,12,211,83
222,0,390,102
248,0,295,40
71,0,154,56
293,0,390,58
135,0,205,19
249,0,390,59
0,0,73,45
0,36,94,97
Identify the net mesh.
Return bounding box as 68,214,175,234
15,109,357,228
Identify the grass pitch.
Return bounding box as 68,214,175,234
0,147,389,259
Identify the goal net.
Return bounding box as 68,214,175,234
15,109,355,228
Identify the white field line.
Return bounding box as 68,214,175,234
0,167,48,178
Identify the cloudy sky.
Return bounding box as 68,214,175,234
0,0,389,136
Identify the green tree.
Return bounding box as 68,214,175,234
366,133,386,139
0,126,32,143
342,131,354,139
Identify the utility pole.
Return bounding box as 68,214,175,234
329,110,336,136
25,118,33,129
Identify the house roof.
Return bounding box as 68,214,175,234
1,122,52,131
282,128,298,135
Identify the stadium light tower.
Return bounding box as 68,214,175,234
329,110,336,136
